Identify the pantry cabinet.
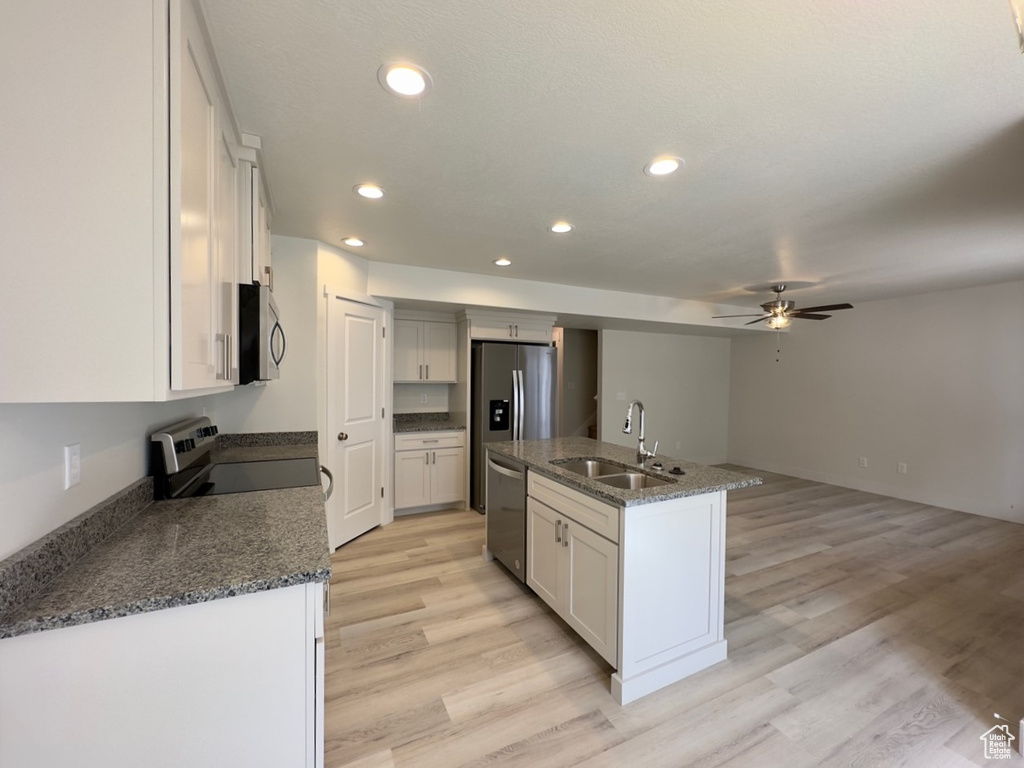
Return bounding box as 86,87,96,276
393,320,457,383
0,0,250,402
393,431,466,510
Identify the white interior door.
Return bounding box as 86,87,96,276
326,297,386,549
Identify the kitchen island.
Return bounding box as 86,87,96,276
486,437,760,704
0,438,330,768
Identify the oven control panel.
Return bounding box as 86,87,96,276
151,417,218,475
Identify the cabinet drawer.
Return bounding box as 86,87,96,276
527,472,620,543
394,430,465,451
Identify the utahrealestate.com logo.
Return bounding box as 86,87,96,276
981,724,1016,760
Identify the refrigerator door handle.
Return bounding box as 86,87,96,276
517,369,525,440
511,369,520,440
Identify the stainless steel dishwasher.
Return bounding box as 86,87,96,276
485,451,527,582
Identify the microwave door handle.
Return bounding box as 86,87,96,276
271,322,287,366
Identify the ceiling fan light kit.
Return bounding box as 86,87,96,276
712,284,854,327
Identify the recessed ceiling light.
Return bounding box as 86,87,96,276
643,156,684,176
494,258,512,267
342,237,364,247
377,62,432,98
354,184,385,199
550,221,573,234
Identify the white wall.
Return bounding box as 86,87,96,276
393,384,450,414
599,330,732,466
728,280,1024,522
0,391,242,561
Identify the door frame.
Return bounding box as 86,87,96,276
319,285,393,532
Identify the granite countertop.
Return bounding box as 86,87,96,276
394,420,466,433
486,436,761,507
0,442,330,640
393,413,466,433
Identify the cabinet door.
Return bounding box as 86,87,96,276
394,450,431,509
171,0,219,391
470,322,515,341
214,128,238,383
423,322,457,382
393,320,423,382
512,324,553,343
252,166,272,289
526,499,563,612
430,447,465,505
564,520,619,666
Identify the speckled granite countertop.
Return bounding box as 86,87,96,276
394,421,466,433
486,437,760,507
0,441,330,640
394,413,465,433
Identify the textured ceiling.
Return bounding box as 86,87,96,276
203,0,1024,307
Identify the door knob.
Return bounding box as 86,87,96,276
337,432,348,441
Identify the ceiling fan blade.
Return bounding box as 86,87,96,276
792,303,853,313
744,317,767,326
712,313,769,319
789,313,831,320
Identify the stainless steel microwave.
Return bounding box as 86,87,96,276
238,283,285,384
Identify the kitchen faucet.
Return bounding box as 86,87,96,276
622,400,658,466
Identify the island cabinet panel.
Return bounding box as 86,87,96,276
526,497,565,609
0,582,325,768
613,491,728,704
563,518,619,664
526,495,618,666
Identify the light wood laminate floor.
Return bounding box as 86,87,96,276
324,469,1024,767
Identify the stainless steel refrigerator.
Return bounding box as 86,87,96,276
471,341,557,512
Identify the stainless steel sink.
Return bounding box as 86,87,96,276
554,459,630,478
597,472,674,490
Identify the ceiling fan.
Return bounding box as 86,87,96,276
713,284,854,328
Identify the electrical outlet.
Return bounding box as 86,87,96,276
675,441,682,450
420,394,428,404
897,462,908,474
616,392,627,401
858,457,868,468
64,443,81,489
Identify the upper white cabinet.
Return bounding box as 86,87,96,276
171,0,238,390
393,320,457,383
239,161,273,288
460,310,556,344
0,0,250,402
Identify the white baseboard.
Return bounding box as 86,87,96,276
611,639,728,705
726,455,1022,525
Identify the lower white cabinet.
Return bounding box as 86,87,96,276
527,497,618,665
394,431,466,510
0,583,325,768
522,469,728,704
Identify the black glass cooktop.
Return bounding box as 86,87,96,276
181,457,320,497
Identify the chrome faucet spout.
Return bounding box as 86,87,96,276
623,400,656,465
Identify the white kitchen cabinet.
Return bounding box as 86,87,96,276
526,495,618,665
0,582,325,768
393,431,466,510
237,161,273,289
0,0,247,402
460,310,557,344
393,320,457,382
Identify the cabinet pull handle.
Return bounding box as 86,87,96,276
422,439,439,443
425,453,429,465
425,364,429,380
555,520,561,543
562,523,569,547
226,334,231,379
432,451,436,465
514,324,519,337
419,364,423,380
508,324,513,337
